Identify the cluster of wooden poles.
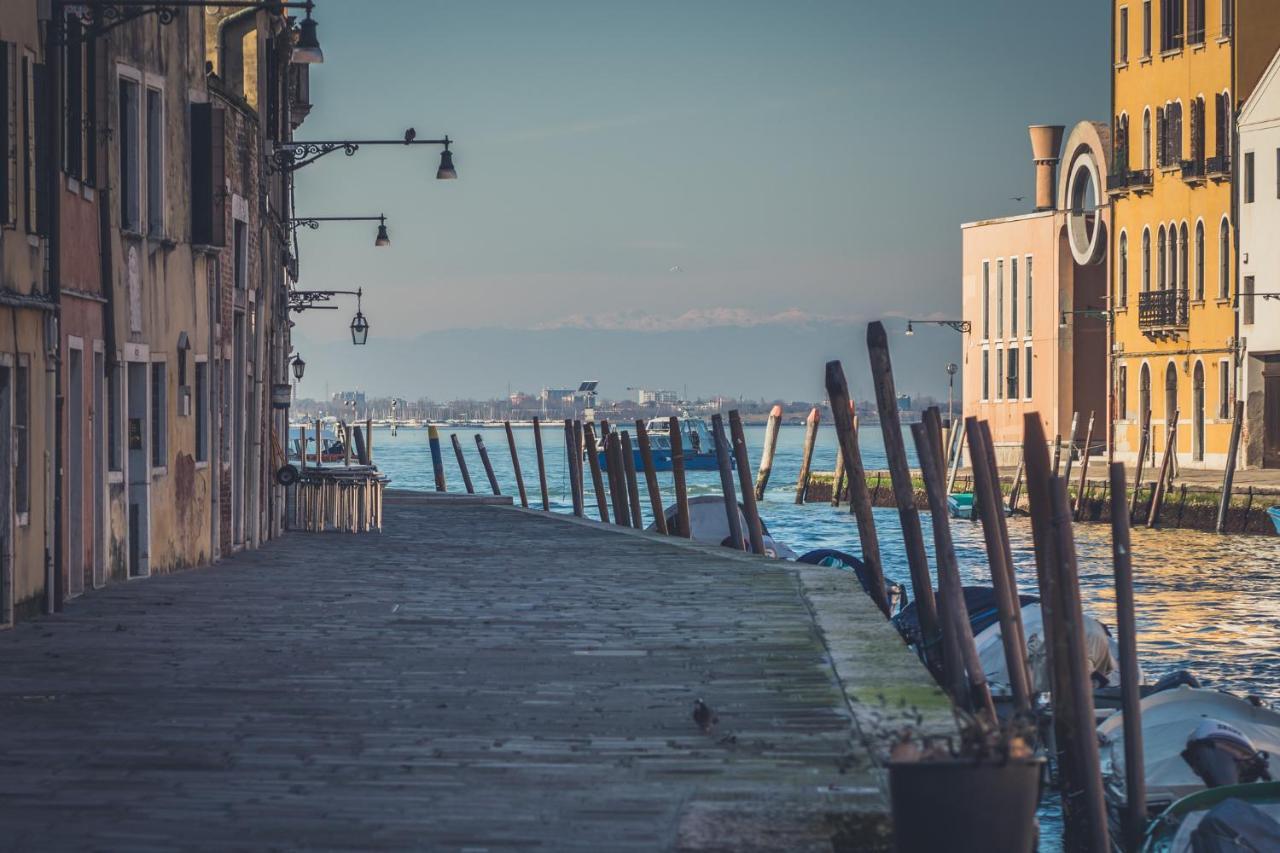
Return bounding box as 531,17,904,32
804,321,1148,852
428,410,791,556
290,418,385,533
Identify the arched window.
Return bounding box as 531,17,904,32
1188,0,1205,45
1179,222,1189,293
1194,220,1205,300
1119,231,1129,307
1168,222,1179,292
1219,217,1231,298
1158,226,1167,289
1193,361,1205,461
1165,362,1179,454
1143,109,1152,170
1142,228,1151,292
1140,363,1152,428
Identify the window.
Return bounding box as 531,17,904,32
1,41,15,225
195,361,208,463
1010,257,1019,337
1187,0,1205,44
1169,222,1178,290
1179,222,1189,293
1120,7,1130,63
1191,97,1206,164
1243,275,1255,325
1024,344,1033,398
1244,151,1255,203
1143,108,1152,170
1143,1,1152,57
1117,365,1129,421
981,261,990,340
233,220,247,290
996,347,1004,401
119,77,140,231
21,52,37,234
146,87,163,236
1142,227,1152,291
1156,106,1165,167
1119,232,1129,306
1006,348,1019,400
62,15,82,178
151,361,166,470
1157,226,1167,288
1215,92,1230,161
1219,218,1230,298
981,350,990,401
15,358,28,517
996,259,1004,338
1194,221,1204,300
108,363,121,471
1219,361,1230,419
1222,0,1234,38
1277,148,1280,198
1025,255,1033,333
1160,0,1183,52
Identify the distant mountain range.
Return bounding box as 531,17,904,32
292,322,958,404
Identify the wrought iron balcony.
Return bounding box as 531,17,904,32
1181,158,1206,183
1138,289,1189,330
1206,153,1231,180
1108,168,1154,196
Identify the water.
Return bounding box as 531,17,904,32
315,422,1280,849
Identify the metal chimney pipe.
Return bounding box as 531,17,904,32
1029,124,1066,211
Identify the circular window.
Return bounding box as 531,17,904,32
1067,156,1105,265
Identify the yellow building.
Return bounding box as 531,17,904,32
1110,0,1280,468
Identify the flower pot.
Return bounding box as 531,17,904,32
888,757,1045,853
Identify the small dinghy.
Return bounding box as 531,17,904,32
1098,686,1280,818
973,599,1124,697
1141,781,1280,852
650,495,797,558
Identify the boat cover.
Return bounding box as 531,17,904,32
796,549,906,613
893,586,1037,649
1098,686,1280,810
652,496,797,559
1183,797,1280,852
975,602,1122,696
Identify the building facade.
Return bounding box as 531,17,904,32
1238,46,1280,467
1109,0,1280,469
962,123,1112,460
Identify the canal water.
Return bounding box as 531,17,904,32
321,422,1280,849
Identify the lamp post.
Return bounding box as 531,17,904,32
54,1,323,54
290,353,305,401
945,362,958,426
1059,308,1111,328
288,288,370,345
904,319,972,335
290,215,392,247
271,131,458,175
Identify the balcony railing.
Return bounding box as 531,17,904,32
1138,289,1189,330
1107,168,1154,195
1181,158,1206,183
1206,153,1231,179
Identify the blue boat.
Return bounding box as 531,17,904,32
1268,506,1280,535
597,417,721,471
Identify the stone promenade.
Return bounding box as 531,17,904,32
0,497,948,852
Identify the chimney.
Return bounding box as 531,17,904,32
1029,124,1066,211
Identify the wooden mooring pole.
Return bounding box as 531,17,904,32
620,431,644,529
475,434,501,495
710,414,744,550
1062,412,1080,486
504,421,529,508
1109,461,1147,853
604,431,631,527
635,420,667,534
582,423,610,523
428,426,447,492
754,404,783,500
563,419,584,516
729,410,766,555
1147,413,1177,528
669,416,692,538
1216,399,1244,534
451,434,475,494
1073,411,1095,519
532,417,550,510
1129,409,1151,518
867,322,939,651
795,407,820,504
830,444,845,507
824,361,889,617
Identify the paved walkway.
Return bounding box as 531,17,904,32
0,497,947,852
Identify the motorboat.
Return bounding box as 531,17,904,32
1139,781,1280,851
599,417,720,472
649,495,796,558
796,548,907,614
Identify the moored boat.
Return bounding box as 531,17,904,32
598,418,720,472
650,495,796,557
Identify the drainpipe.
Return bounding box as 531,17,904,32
1231,43,1242,470
44,8,65,613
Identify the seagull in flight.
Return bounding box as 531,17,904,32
668,265,683,274
1010,196,1026,202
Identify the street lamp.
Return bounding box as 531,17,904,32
290,214,391,247
271,130,458,174
350,309,370,346
1059,308,1110,328
292,5,323,63
945,362,958,426
291,354,306,381
905,319,972,336
288,287,371,346
55,1,322,52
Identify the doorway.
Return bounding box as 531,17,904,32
0,364,10,625
1164,362,1178,460
93,349,105,587
68,346,84,597
126,360,149,577
1264,360,1280,469
1193,361,1205,462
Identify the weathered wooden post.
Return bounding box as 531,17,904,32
1147,413,1177,528
754,404,783,500
830,444,845,507
1129,409,1151,517
866,323,938,646
923,406,946,475
605,431,632,527
532,417,550,510
564,419,584,516
966,417,1032,713
1008,455,1026,513
475,434,501,495
343,422,352,467
794,407,820,504
503,421,529,508
451,434,475,494
979,421,1031,687
1073,411,1096,518
945,423,966,496
353,426,369,466
574,420,586,504
825,361,890,618
710,413,744,550
669,416,692,538
366,416,375,461
1050,431,1063,476
1216,399,1244,533
912,421,997,723
1109,461,1147,853
729,410,767,555
620,431,644,529
313,419,323,469
635,420,668,534
1062,412,1080,486
428,425,447,492
299,425,307,472
582,423,610,522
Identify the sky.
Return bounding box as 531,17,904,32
291,0,1108,402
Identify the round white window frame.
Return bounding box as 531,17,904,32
1067,155,1105,266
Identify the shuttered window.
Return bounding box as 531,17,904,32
0,41,11,225
190,102,226,246
119,77,140,231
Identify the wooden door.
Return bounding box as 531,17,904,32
1264,372,1280,469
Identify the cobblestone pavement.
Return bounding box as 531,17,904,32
0,498,944,851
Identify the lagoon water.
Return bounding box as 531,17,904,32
327,422,1280,850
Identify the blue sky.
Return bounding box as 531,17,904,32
292,0,1108,400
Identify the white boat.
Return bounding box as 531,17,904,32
1098,686,1280,814
975,601,1125,698
649,495,797,559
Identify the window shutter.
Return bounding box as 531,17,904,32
33,61,51,237
210,106,225,246
0,41,8,225
1157,106,1166,167
192,102,226,247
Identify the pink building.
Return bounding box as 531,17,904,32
961,122,1113,461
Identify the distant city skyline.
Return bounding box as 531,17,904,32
292,0,1108,399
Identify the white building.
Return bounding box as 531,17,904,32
1239,47,1280,468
